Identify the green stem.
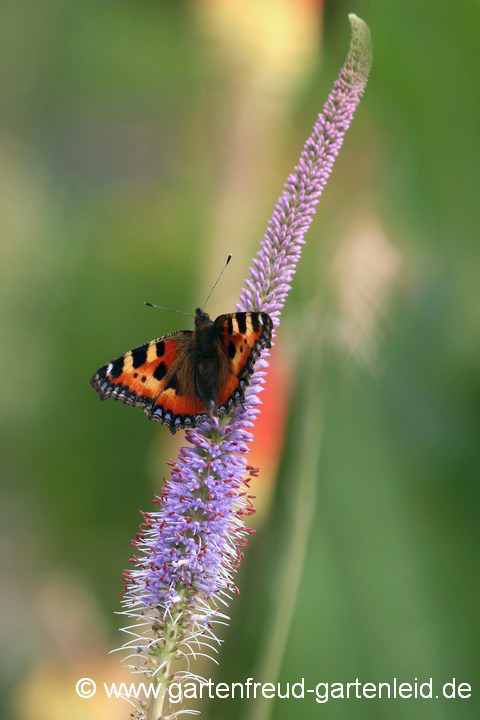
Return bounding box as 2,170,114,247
146,600,186,720
147,656,172,720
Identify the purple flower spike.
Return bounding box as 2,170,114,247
238,14,372,326
118,15,371,720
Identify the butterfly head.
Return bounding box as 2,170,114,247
195,308,212,327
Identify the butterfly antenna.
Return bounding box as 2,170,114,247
202,254,232,310
144,303,195,318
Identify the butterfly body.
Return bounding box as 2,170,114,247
191,309,223,404
91,309,273,434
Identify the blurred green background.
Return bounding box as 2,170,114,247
1,1,479,718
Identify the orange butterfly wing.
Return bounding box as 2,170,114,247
214,311,273,411
91,331,209,433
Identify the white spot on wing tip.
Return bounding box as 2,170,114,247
107,363,113,375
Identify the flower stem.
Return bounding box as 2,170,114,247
147,657,171,720
146,605,184,720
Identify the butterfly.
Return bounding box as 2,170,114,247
91,308,273,434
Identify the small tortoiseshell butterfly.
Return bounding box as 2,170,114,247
91,308,273,434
